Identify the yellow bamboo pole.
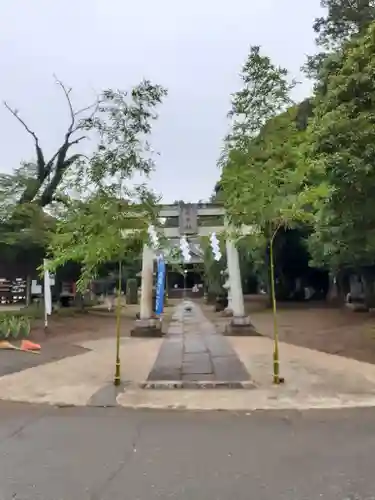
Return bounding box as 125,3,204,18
114,260,122,386
269,238,280,384
269,224,284,385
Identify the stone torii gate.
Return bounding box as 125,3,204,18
131,202,254,337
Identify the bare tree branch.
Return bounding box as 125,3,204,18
69,135,87,147
5,77,96,208
54,75,99,135
4,101,46,183
3,101,39,142
75,101,99,118
69,97,100,135
53,74,75,134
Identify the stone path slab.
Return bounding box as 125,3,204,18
147,302,250,386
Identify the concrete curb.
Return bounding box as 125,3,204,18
140,380,256,390
3,388,375,412
116,391,375,412
116,401,375,412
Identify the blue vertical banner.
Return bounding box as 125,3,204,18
155,255,166,316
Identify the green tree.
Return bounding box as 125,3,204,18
47,191,154,290
224,46,297,153
47,78,167,287
1,79,166,309
306,22,375,305
222,128,327,382
223,106,312,279
2,78,166,210
0,174,56,302
45,79,167,385
305,0,375,77
219,48,328,382
315,0,375,48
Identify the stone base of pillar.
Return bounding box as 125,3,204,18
131,318,163,338
224,315,261,336
221,307,233,317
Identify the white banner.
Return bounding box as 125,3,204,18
43,259,52,317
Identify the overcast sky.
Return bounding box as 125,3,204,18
0,0,323,203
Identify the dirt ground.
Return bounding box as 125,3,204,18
28,302,177,345
30,313,122,344
250,303,375,364
202,295,375,365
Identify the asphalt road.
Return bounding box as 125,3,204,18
1,403,375,499
0,344,88,377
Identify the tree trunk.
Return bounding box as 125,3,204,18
264,243,272,307
362,269,375,310
336,269,350,304
25,275,32,307
206,291,217,304
74,292,85,310
326,272,339,303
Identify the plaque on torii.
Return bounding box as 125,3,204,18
178,203,198,235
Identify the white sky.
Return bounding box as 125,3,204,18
0,0,323,203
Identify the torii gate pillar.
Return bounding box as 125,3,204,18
224,239,257,335
131,244,163,337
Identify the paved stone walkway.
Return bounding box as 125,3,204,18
147,302,250,385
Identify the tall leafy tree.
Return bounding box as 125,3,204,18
47,190,156,290
45,80,167,386
305,0,375,77
2,78,167,210
1,79,166,270
307,22,375,305
315,0,375,48
222,111,327,383
219,47,329,382
219,45,297,164
47,80,167,287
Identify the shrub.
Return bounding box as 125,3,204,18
0,317,10,340
19,317,31,338
0,315,31,340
